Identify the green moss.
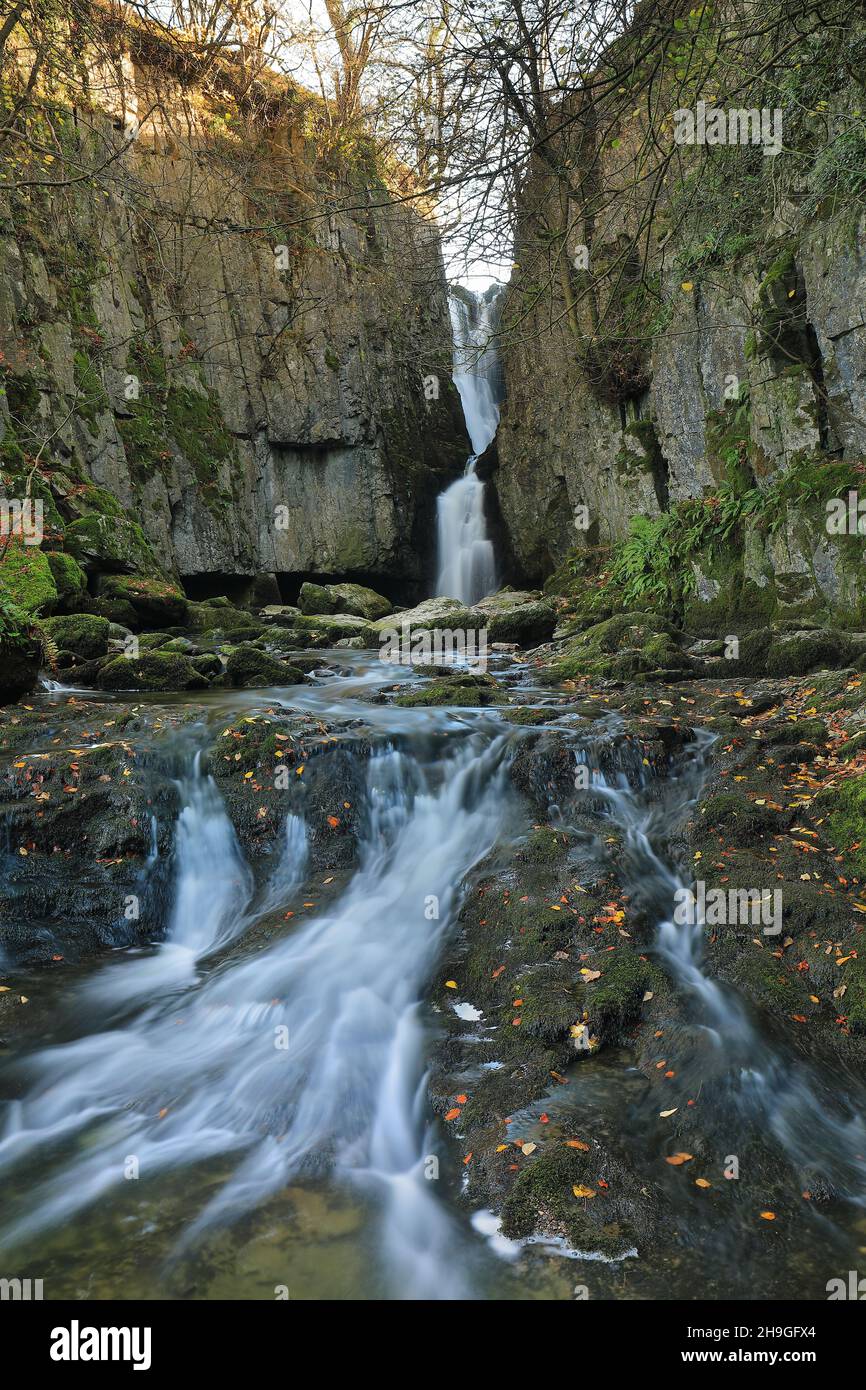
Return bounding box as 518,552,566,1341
45,613,110,659
499,1143,635,1256
46,551,87,604
587,950,657,1045
96,651,208,692
97,574,187,627
165,384,237,507
225,643,304,688
65,514,161,576
73,351,109,430
0,539,58,614
394,672,507,707
815,775,866,879
764,629,852,677
698,792,777,839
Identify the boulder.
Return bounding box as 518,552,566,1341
96,651,207,691
297,581,392,620
224,643,306,688
45,613,110,660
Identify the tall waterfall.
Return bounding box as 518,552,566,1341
435,291,501,605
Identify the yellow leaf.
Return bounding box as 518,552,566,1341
444,980,458,989
572,1184,596,1199
681,280,693,292
695,1178,712,1189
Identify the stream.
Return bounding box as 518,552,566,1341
2,654,866,1300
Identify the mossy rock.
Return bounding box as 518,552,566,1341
764,629,852,677
587,949,657,1045
483,597,557,646
838,731,866,762
764,718,827,746
190,652,223,678
45,552,87,611
86,594,139,628
298,581,391,621
0,591,40,701
813,775,866,879
186,600,263,635
554,611,691,681
96,651,208,691
45,612,110,660
297,582,333,615
698,792,777,840
136,632,172,651
394,672,507,707
224,643,305,688
64,513,161,576
97,574,188,628
0,539,58,614
499,1143,636,1257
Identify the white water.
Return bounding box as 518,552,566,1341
435,293,500,605
571,739,866,1194
0,735,510,1298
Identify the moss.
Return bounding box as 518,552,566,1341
587,949,657,1045
698,792,777,839
225,643,304,688
765,718,827,745
165,384,237,508
815,775,866,879
394,672,507,707
96,651,208,692
46,551,87,606
554,611,688,681
73,350,109,430
518,827,569,867
45,613,110,659
98,575,187,628
499,1142,635,1256
65,513,161,575
765,629,852,677
0,539,58,614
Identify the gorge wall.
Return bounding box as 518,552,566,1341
0,11,468,618
490,4,866,631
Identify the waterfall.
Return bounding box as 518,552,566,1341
435,292,501,605
0,735,510,1299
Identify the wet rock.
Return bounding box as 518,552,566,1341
298,581,392,620
224,643,306,688
765,628,852,677
44,613,110,660
475,589,557,645
393,672,507,707
96,651,208,691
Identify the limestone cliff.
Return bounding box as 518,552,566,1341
0,10,467,618
491,4,866,630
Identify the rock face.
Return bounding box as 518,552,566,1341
0,20,468,615
490,18,866,628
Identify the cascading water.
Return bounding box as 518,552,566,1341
0,732,511,1299
435,292,500,605
565,733,866,1196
